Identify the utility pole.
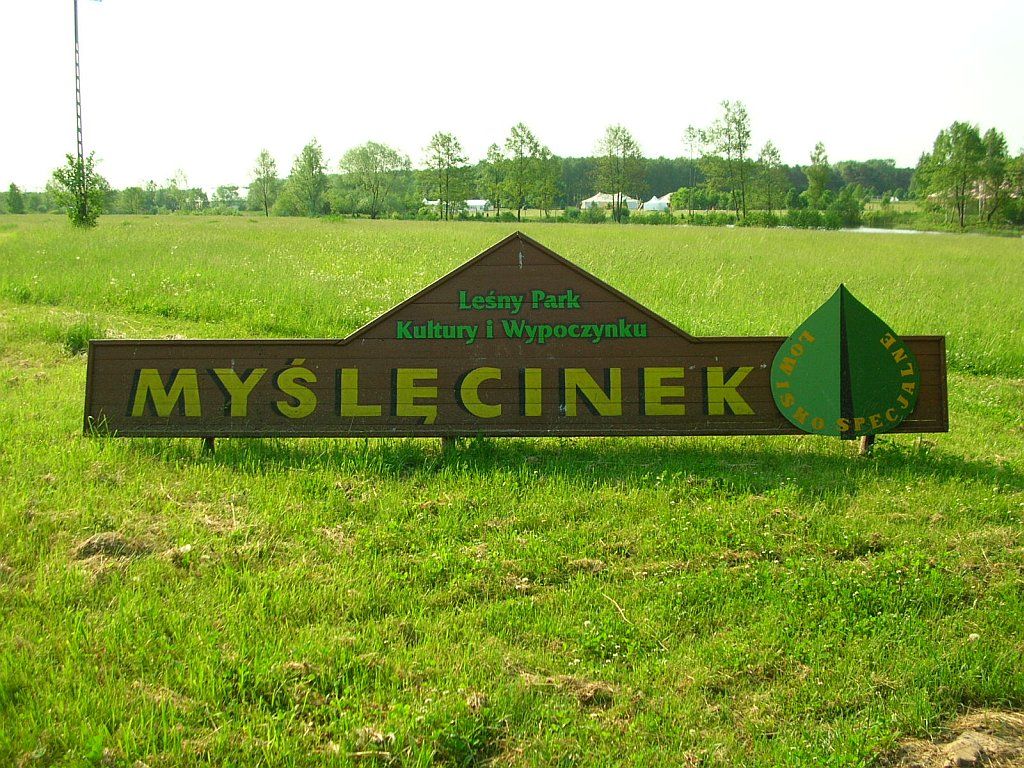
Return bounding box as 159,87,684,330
73,0,87,221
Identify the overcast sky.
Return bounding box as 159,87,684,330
2,0,1022,191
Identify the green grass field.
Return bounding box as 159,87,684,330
1,215,1022,766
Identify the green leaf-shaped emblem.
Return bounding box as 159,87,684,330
771,285,920,438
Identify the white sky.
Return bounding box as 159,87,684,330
2,0,1022,191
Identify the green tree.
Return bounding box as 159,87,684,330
597,125,645,222
804,142,831,210
422,133,468,221
212,185,241,209
47,152,109,227
503,123,546,221
7,183,25,214
250,149,278,217
785,187,803,210
1006,153,1024,225
119,186,148,214
980,128,1009,223
556,157,598,210
682,125,702,214
700,101,752,218
756,140,786,212
478,143,507,217
341,141,411,220
824,184,864,229
834,159,911,197
534,146,561,217
909,151,931,201
921,122,984,228
287,139,328,217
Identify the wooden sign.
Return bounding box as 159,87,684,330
84,232,948,439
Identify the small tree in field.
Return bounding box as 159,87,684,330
48,153,109,227
804,142,831,210
479,144,506,218
7,184,25,214
597,125,645,222
340,141,411,220
287,139,328,217
250,149,278,217
422,133,468,221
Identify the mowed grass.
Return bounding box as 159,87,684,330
0,215,1022,767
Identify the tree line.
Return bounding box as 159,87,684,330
5,103,1020,231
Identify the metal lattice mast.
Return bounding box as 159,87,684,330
74,0,87,220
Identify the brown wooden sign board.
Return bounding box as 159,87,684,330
84,232,948,439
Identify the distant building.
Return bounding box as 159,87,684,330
464,199,492,213
580,192,640,211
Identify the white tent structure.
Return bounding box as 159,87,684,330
642,195,669,212
580,193,615,209
580,193,641,211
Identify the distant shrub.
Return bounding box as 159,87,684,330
824,185,864,229
783,209,825,229
631,211,677,225
579,206,607,224
736,211,779,228
201,205,243,216
822,211,842,230
495,211,518,223
862,210,897,229
559,207,581,222
687,211,735,227
416,206,439,220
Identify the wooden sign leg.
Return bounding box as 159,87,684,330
859,435,875,457
202,437,216,455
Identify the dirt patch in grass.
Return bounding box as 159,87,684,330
520,672,617,708
131,679,193,711
567,557,607,574
199,513,245,535
888,710,1024,767
73,531,150,560
321,526,356,553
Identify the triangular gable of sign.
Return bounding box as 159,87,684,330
340,231,697,345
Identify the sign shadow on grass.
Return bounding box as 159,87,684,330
129,436,1021,504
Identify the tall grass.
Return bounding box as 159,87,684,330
0,215,1021,375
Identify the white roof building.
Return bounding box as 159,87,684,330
642,195,669,212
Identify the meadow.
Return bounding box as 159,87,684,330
0,215,1022,766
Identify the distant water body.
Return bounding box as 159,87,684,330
842,227,942,235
